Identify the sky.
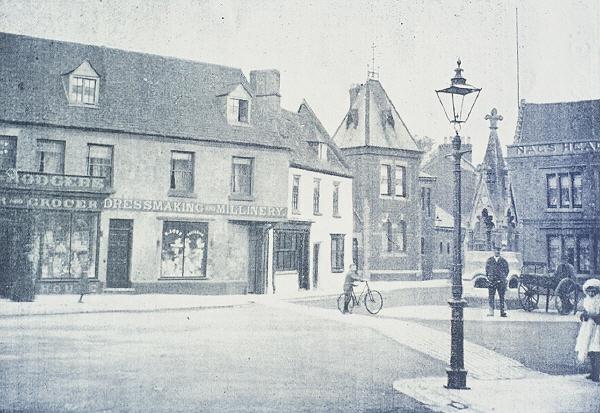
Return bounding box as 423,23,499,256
1,0,598,164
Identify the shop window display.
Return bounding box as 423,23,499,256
161,221,208,278
38,213,97,279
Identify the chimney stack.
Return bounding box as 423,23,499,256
250,69,281,113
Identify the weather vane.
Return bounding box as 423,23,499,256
367,42,379,79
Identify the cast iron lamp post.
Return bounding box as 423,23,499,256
435,59,481,389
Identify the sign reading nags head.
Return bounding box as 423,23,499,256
507,140,600,157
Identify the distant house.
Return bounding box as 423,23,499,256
332,78,426,280
506,99,600,278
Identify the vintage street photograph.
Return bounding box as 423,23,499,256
0,0,599,412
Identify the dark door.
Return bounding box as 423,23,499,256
298,232,310,290
312,243,319,289
106,219,133,288
248,225,266,294
0,219,15,297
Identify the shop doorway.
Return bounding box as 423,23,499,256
248,225,267,294
106,219,132,288
0,219,16,297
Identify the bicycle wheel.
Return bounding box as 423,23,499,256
364,289,383,314
337,293,354,313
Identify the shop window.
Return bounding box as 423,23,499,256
547,234,584,273
37,139,65,174
274,231,300,271
161,221,208,278
231,157,253,196
313,178,321,214
38,212,97,279
577,237,591,274
332,182,340,217
170,151,194,193
380,164,392,196
0,135,17,170
87,144,113,187
546,172,582,209
331,234,345,272
291,175,300,212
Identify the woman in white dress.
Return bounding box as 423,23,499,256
575,278,600,382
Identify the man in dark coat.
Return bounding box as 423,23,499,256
342,264,364,314
486,246,509,317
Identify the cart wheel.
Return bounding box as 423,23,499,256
555,278,577,315
518,281,539,312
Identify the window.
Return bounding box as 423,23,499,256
161,221,208,278
232,157,253,196
547,234,591,273
70,76,98,105
331,234,345,272
291,175,300,211
313,178,321,214
439,242,443,254
381,110,394,128
395,166,406,197
420,237,425,254
38,212,97,279
447,243,451,254
332,182,340,216
380,164,392,195
274,230,303,272
170,151,194,193
230,99,249,123
0,136,17,170
421,187,431,216
384,220,406,253
36,140,65,174
87,144,113,187
346,109,359,129
547,172,582,209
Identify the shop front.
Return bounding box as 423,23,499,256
0,171,110,296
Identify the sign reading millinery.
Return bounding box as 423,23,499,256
507,140,600,157
103,198,287,219
0,171,108,192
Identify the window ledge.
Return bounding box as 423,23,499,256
545,208,583,212
229,194,255,202
68,103,99,109
331,269,344,273
291,209,301,215
158,277,209,281
313,212,323,216
168,190,197,199
332,214,342,219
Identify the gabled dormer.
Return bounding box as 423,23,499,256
63,60,100,107
216,83,253,126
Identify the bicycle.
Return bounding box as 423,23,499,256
337,281,383,315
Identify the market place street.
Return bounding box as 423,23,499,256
0,303,442,413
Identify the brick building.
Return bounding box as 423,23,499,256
506,99,600,278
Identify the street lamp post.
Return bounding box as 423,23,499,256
435,59,481,390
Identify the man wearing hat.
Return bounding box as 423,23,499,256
486,246,509,317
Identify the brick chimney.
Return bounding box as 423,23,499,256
250,69,281,113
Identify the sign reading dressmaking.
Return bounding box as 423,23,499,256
103,198,288,219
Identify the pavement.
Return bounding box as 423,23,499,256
1,279,598,412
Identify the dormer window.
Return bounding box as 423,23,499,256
65,60,100,107
221,84,252,126
308,142,329,161
233,99,249,123
346,109,359,129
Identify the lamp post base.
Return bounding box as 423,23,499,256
445,368,469,390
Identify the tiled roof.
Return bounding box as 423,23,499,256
253,102,351,178
332,79,420,152
516,99,600,144
0,32,286,149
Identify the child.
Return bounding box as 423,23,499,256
575,278,600,382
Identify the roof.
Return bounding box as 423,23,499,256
252,101,351,178
332,79,421,152
515,99,600,144
0,32,286,149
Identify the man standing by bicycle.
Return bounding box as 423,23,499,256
343,263,364,314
